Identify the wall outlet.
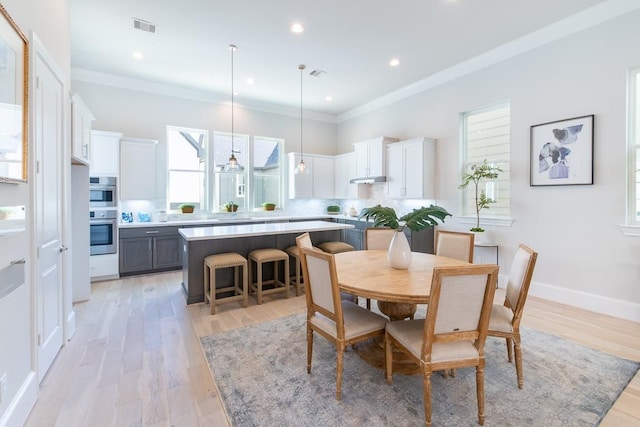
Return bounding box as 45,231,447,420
0,372,7,404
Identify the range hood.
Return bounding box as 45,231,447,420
349,176,386,184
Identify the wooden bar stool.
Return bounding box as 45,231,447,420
248,248,290,304
284,245,304,296
203,252,249,315
317,241,354,254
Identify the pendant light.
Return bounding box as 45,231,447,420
224,44,241,172
294,64,309,174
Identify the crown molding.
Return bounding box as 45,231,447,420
337,0,640,123
70,68,338,124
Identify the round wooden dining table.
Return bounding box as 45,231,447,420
334,249,471,373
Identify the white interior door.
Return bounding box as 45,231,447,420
34,50,64,382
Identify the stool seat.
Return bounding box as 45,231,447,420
318,241,355,254
204,252,248,315
249,248,290,304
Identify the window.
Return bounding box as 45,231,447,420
628,68,640,225
252,136,283,208
166,126,208,210
167,126,284,213
460,102,511,219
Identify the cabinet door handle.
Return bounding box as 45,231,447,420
10,259,26,265
145,231,159,234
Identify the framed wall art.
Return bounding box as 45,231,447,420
530,114,594,186
0,3,28,184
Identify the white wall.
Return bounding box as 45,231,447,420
337,10,640,321
0,1,70,425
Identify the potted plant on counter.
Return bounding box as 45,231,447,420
458,160,502,239
359,204,451,269
179,203,195,214
262,202,276,211
224,201,239,212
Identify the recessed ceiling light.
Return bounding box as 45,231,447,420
246,78,254,85
133,51,143,60
290,23,304,33
325,95,333,102
389,58,400,67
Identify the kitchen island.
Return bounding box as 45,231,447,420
178,220,354,304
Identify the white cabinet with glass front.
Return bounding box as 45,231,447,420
353,136,398,179
287,152,335,199
386,137,436,199
71,93,94,165
120,137,158,200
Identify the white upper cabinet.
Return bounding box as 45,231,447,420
386,137,436,199
288,152,335,199
334,152,357,199
90,130,122,176
70,93,94,165
353,136,398,178
120,138,158,200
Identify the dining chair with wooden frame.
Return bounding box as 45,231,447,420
434,229,475,263
298,246,388,400
487,244,538,389
363,227,397,310
384,264,499,427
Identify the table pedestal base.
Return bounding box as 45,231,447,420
355,300,421,375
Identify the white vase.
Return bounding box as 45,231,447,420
387,231,412,269
472,230,487,244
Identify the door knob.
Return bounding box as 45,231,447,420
59,245,68,253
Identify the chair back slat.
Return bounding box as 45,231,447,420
296,232,312,249
434,230,475,263
365,228,396,250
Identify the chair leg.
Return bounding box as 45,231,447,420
423,371,432,427
242,263,248,308
385,333,393,384
506,337,513,363
336,345,344,400
307,325,314,374
476,362,485,426
366,298,371,310
513,332,524,389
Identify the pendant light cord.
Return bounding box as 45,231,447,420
299,64,305,162
230,44,235,155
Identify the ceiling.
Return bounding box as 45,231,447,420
70,0,608,117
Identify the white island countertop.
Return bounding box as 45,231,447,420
178,220,354,241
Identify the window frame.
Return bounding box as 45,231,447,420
626,68,640,228
459,101,512,226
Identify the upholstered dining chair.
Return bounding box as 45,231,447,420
487,244,538,389
363,227,397,310
384,264,499,427
434,229,475,263
298,246,388,400
296,233,357,304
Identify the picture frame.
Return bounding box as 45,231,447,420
0,4,28,184
530,114,594,187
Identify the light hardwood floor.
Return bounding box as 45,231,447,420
24,271,640,426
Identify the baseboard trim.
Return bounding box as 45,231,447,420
527,279,640,323
0,371,37,427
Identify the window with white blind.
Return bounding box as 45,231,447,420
627,68,640,225
460,102,511,219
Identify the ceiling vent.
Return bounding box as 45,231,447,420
309,69,327,78
133,18,156,33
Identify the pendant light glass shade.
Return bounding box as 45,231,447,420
294,64,309,175
224,44,241,172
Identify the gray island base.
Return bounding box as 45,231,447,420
178,220,354,304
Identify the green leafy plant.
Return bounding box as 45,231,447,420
262,202,276,211
326,205,341,213
224,201,239,212
179,203,195,213
458,159,502,232
359,204,451,232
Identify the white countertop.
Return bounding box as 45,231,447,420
118,213,364,228
178,220,355,241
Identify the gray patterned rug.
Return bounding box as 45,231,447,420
200,313,639,426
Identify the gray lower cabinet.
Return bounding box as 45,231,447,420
119,226,183,276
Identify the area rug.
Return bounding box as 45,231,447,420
200,313,639,427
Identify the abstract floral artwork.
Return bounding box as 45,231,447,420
530,115,594,186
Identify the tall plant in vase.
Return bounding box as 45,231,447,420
458,160,502,233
